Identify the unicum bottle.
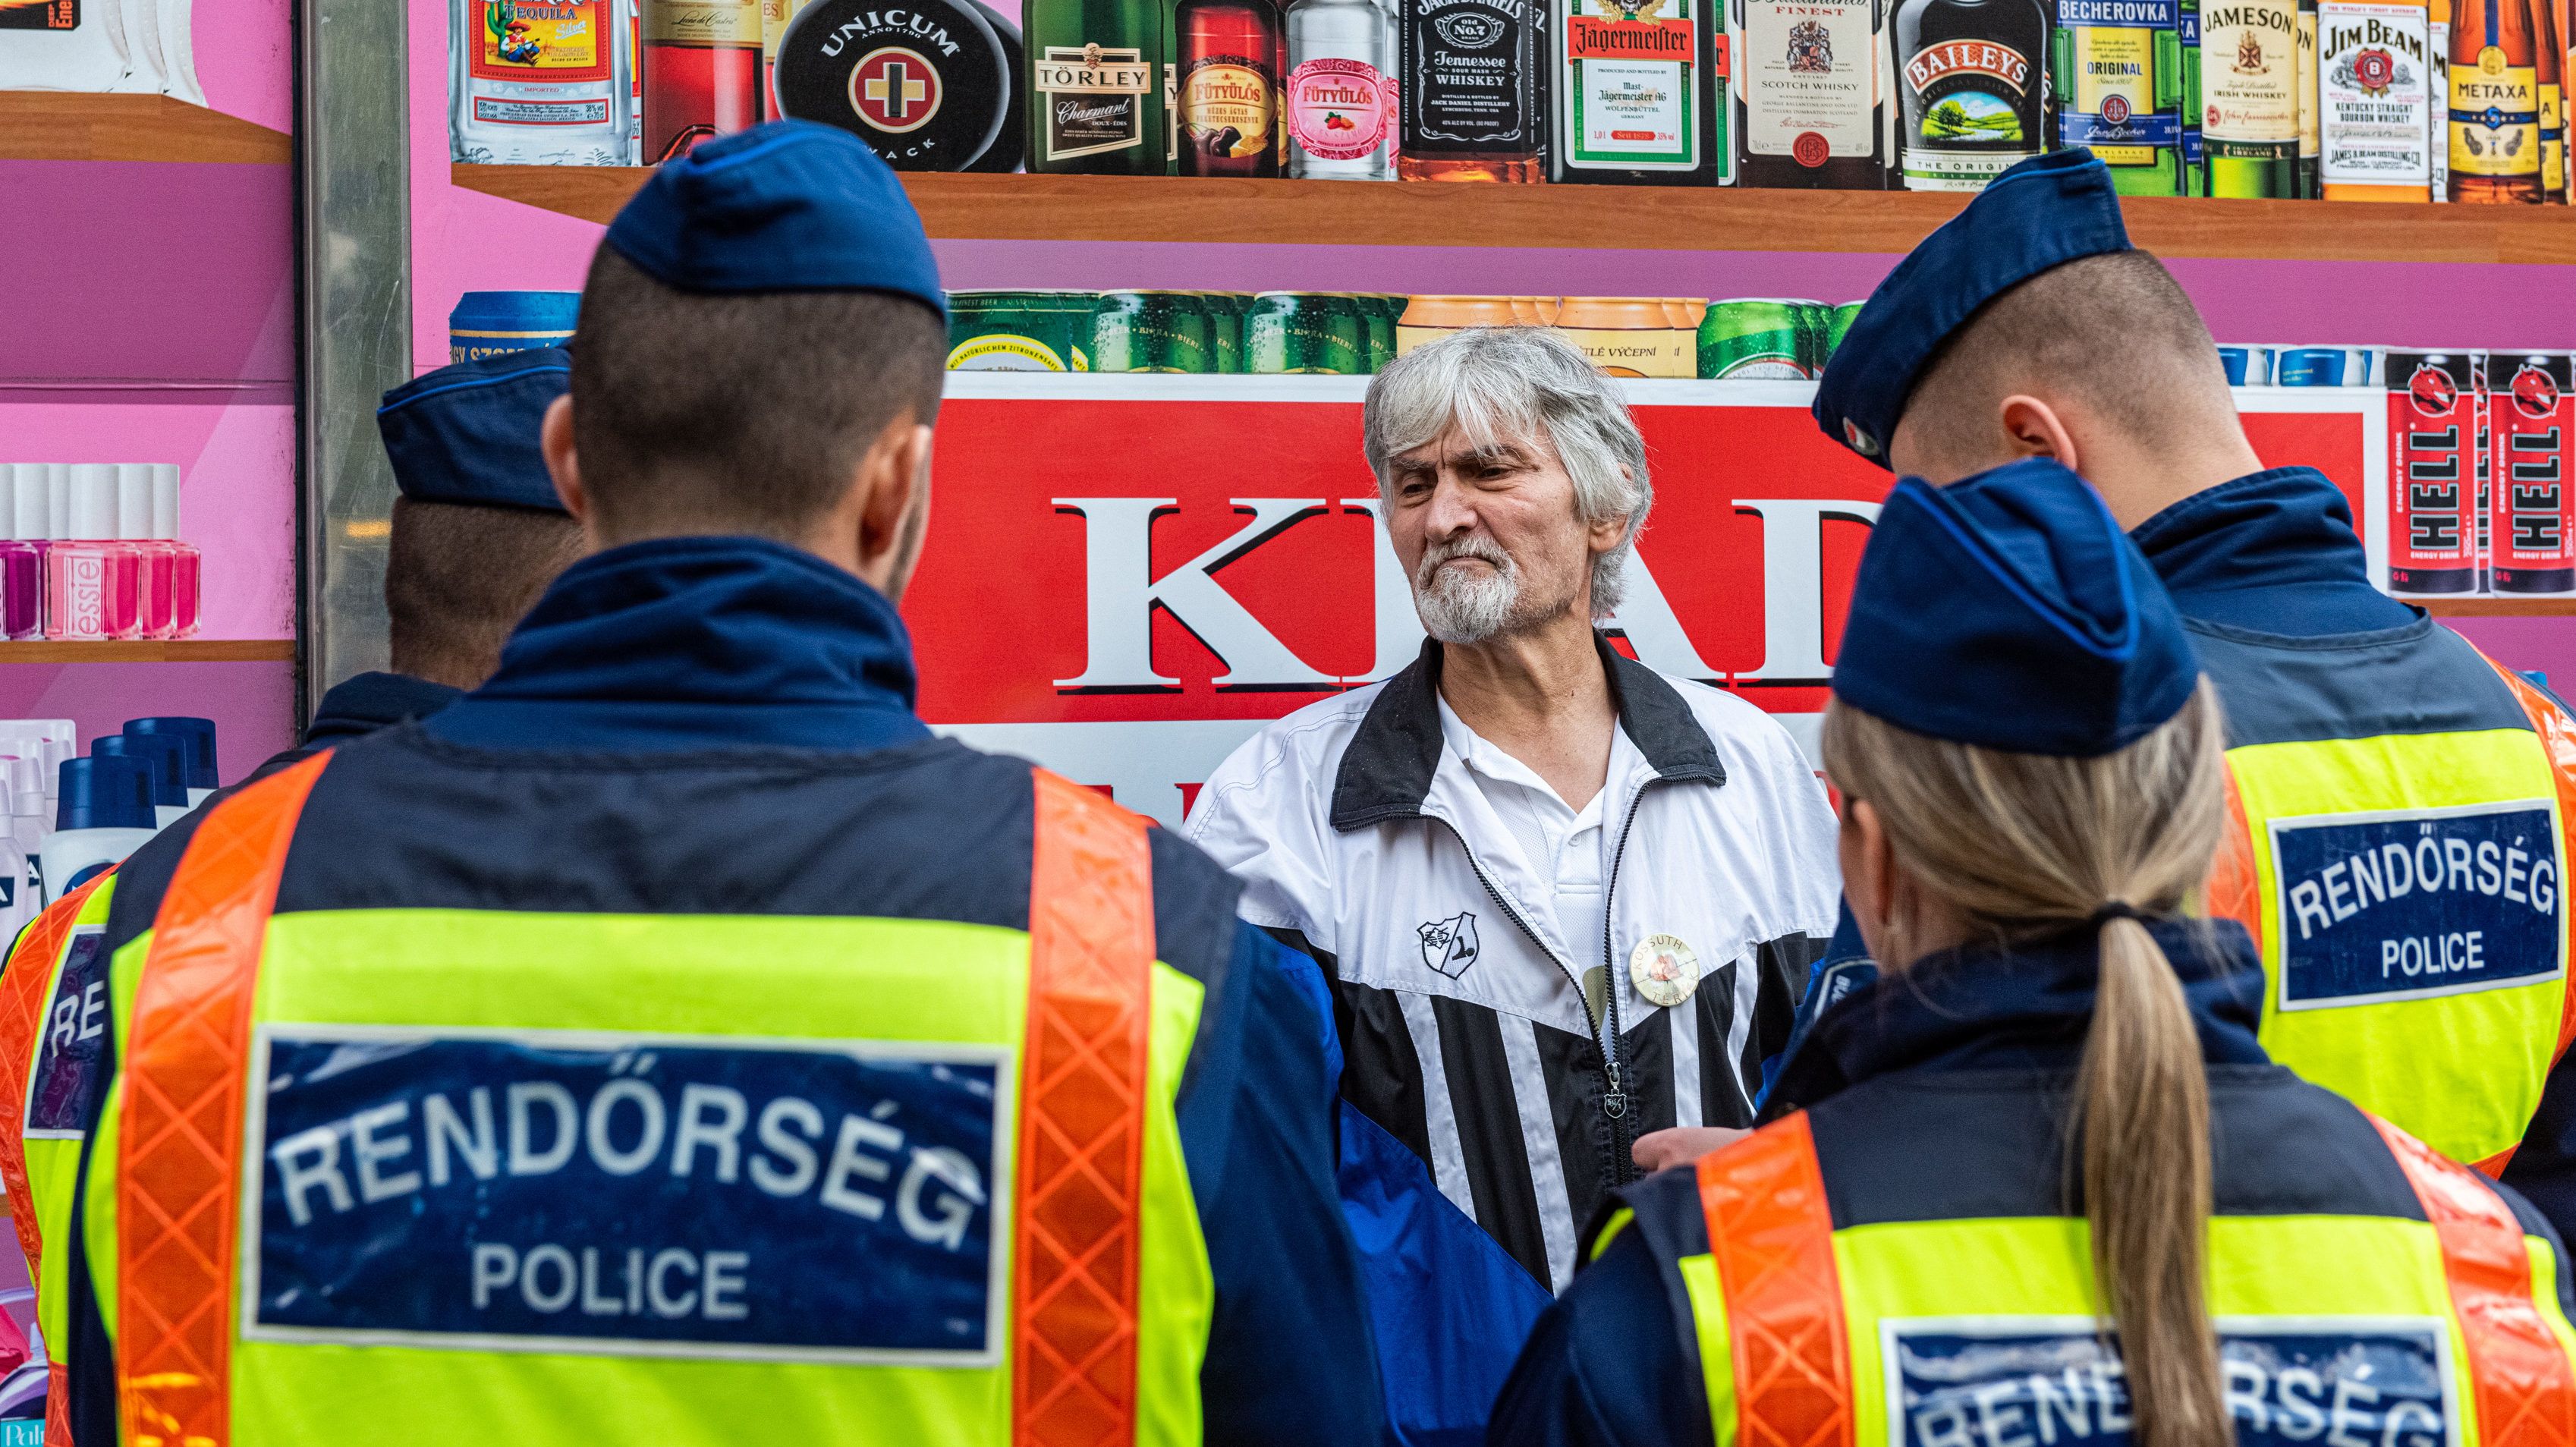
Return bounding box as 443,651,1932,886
2449,0,2543,198
1400,0,1550,178
1026,0,1173,171
1549,0,1729,183
2051,0,2188,192
1893,0,2048,188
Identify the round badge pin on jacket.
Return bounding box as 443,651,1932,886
1629,933,1698,1008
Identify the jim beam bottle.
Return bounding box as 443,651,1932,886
1027,0,1171,171
2052,0,2188,193
2389,351,2483,595
1734,0,1890,183
2490,353,2576,592
2297,0,2322,187
2201,0,2299,190
643,0,763,158
1178,0,1284,173
1551,0,1730,181
2320,0,2433,197
2449,0,2542,197
1401,0,1550,178
1894,0,2046,187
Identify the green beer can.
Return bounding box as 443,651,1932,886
1354,296,1403,373
1196,294,1250,375
1818,302,1864,368
1248,293,1368,375
1094,291,1216,374
947,291,1097,372
1698,298,1814,380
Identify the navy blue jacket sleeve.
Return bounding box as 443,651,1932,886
1177,924,1393,1447
1485,1225,1706,1447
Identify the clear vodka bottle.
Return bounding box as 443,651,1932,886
1286,0,1396,177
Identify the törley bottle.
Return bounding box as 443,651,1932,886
1401,0,1549,177
1178,0,1286,172
1287,0,1398,175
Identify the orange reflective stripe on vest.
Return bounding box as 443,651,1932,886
2206,769,2264,960
2370,1113,2576,1447
1015,768,1154,1447
117,753,328,1447
2492,661,2576,1069
1697,1112,1855,1447
0,872,113,1447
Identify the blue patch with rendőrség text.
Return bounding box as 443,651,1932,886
247,1027,1009,1364
2269,801,2561,1010
1886,1318,2452,1447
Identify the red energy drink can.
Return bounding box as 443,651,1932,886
2388,351,2482,596
2490,352,2576,595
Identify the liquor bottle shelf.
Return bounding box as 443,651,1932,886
2420,598,2576,617
0,639,294,663
0,93,290,165
451,165,2576,266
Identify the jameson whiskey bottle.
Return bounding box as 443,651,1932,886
1734,0,1889,184
1550,0,1729,181
2182,0,2207,185
2298,0,2322,189
1027,0,1172,171
1401,0,1549,178
643,0,763,159
2449,0,2542,198
1894,0,2046,188
2201,0,2298,190
1178,0,1284,174
2050,0,2186,192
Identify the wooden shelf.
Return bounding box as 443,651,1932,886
454,164,2576,265
0,93,289,165
0,640,294,663
2420,598,2576,616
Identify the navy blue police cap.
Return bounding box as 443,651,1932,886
603,120,945,318
1832,458,2200,757
1815,149,2131,467
375,350,573,514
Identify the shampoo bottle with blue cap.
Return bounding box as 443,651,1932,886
89,735,190,830
45,757,155,903
123,717,218,806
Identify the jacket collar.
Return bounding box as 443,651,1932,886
2128,467,2421,637
1329,635,1725,832
426,535,933,753
301,672,465,747
1763,918,2272,1117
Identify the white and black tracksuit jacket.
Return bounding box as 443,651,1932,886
1184,640,1840,1298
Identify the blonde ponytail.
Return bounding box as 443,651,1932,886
1822,683,2230,1447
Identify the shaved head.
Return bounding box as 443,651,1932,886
1892,250,2242,486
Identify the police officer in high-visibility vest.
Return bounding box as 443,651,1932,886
1703,149,2576,1231
0,349,585,1439
28,120,1387,1447
1489,455,2576,1447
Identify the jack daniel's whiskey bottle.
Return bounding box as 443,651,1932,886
1027,0,1172,171
1401,0,1550,177
1893,0,2047,187
1732,0,1890,184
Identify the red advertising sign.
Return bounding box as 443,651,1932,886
909,376,2380,823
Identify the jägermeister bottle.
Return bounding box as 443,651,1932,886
2201,0,2298,191
2052,0,2187,190
1026,0,1172,171
1549,0,1730,182
1894,0,2048,188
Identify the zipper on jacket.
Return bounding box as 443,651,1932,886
1598,782,1658,1190
1424,815,1614,1099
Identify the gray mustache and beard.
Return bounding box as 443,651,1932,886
1413,536,1536,645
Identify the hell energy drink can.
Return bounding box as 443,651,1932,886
2490,353,2576,595
2387,350,2482,595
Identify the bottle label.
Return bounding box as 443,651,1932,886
1287,56,1395,156
2298,3,2320,156
0,0,79,32
1900,37,2035,187
2320,1,2430,184
474,0,615,81
2451,42,2539,175
1033,43,1155,159
2061,0,2183,160
1562,0,1699,166
644,0,761,46
1182,58,1280,159
1408,0,1543,147
1744,0,1876,158
2202,0,2298,142
2180,3,2206,161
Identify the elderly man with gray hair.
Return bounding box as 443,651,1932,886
1183,327,1840,1446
